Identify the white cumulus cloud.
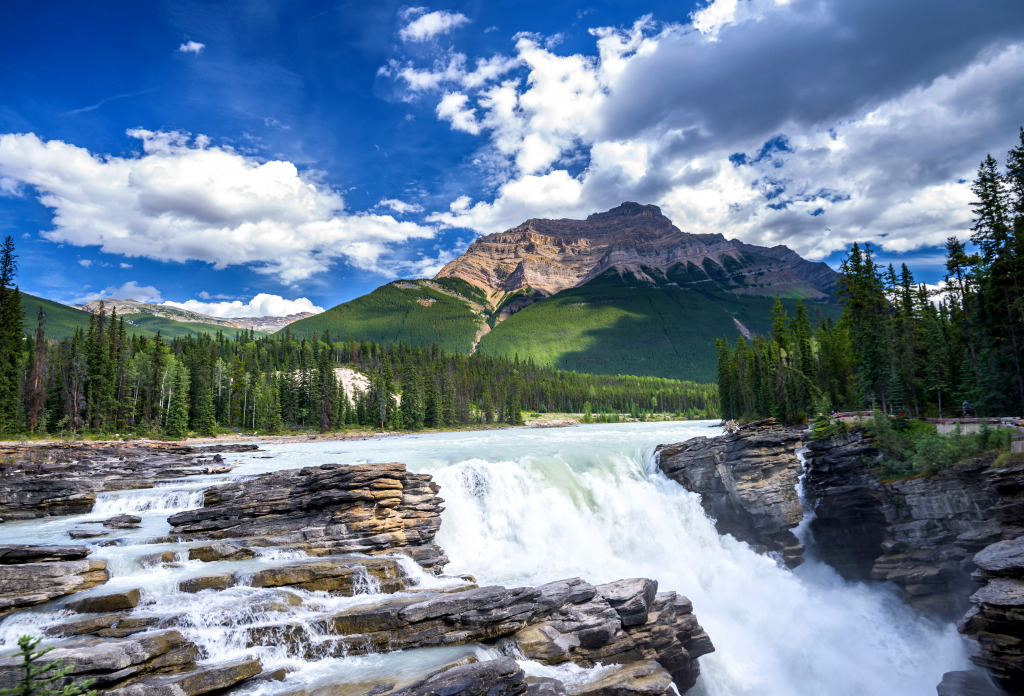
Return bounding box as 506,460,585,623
0,129,436,282
178,41,205,54
75,281,163,304
162,293,324,318
398,1,1024,262
399,9,470,42
377,198,425,214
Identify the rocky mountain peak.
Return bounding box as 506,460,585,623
434,202,838,302
586,201,664,220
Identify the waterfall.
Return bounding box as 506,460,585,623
430,437,970,696
1,423,971,695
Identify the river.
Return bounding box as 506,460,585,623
0,421,971,694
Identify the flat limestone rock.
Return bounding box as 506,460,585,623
67,588,141,613
167,462,448,573
570,660,673,696
0,630,197,690
104,514,142,529
973,537,1024,579
249,557,407,595
179,574,235,593
0,544,90,564
104,656,262,696
187,542,255,562
0,558,109,618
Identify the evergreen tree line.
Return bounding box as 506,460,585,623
717,127,1024,422
0,251,718,438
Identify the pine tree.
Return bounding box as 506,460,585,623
164,362,190,439
25,307,47,433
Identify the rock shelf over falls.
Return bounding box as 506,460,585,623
167,462,450,574
0,454,715,696
655,418,806,568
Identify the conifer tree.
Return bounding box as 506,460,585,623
164,362,190,439
0,236,23,433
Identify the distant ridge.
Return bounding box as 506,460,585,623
76,298,313,333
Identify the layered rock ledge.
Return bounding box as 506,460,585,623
0,544,109,618
0,442,256,519
167,461,449,573
655,419,805,567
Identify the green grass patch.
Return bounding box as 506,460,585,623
870,414,1013,478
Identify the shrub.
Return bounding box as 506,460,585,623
0,635,96,696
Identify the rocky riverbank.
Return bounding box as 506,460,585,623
0,451,714,696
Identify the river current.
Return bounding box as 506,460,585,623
0,421,971,694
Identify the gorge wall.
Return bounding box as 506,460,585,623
656,421,1024,693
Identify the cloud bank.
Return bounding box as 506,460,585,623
390,0,1024,260
163,293,324,318
0,129,436,282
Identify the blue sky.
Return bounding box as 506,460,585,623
1,0,1023,317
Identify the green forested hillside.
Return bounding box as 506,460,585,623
19,293,93,338
283,270,839,383
477,269,840,382
19,292,262,341
286,280,482,352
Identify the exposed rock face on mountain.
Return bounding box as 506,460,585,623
655,419,806,568
167,462,450,573
78,298,314,333
435,202,838,300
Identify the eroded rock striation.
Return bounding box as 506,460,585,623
655,419,805,567
167,461,449,573
0,629,261,696
249,575,713,693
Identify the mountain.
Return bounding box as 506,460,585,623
436,201,837,302
18,293,280,341
286,202,841,381
77,298,313,333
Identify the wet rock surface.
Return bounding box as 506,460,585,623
168,461,449,573
0,544,109,618
0,442,256,519
241,574,713,692
655,418,805,567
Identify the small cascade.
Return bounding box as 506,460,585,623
792,446,818,551
91,485,208,515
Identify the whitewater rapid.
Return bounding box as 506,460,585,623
0,422,970,694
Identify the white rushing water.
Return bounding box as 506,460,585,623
1,421,971,694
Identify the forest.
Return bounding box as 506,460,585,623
716,127,1024,423
0,256,718,438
